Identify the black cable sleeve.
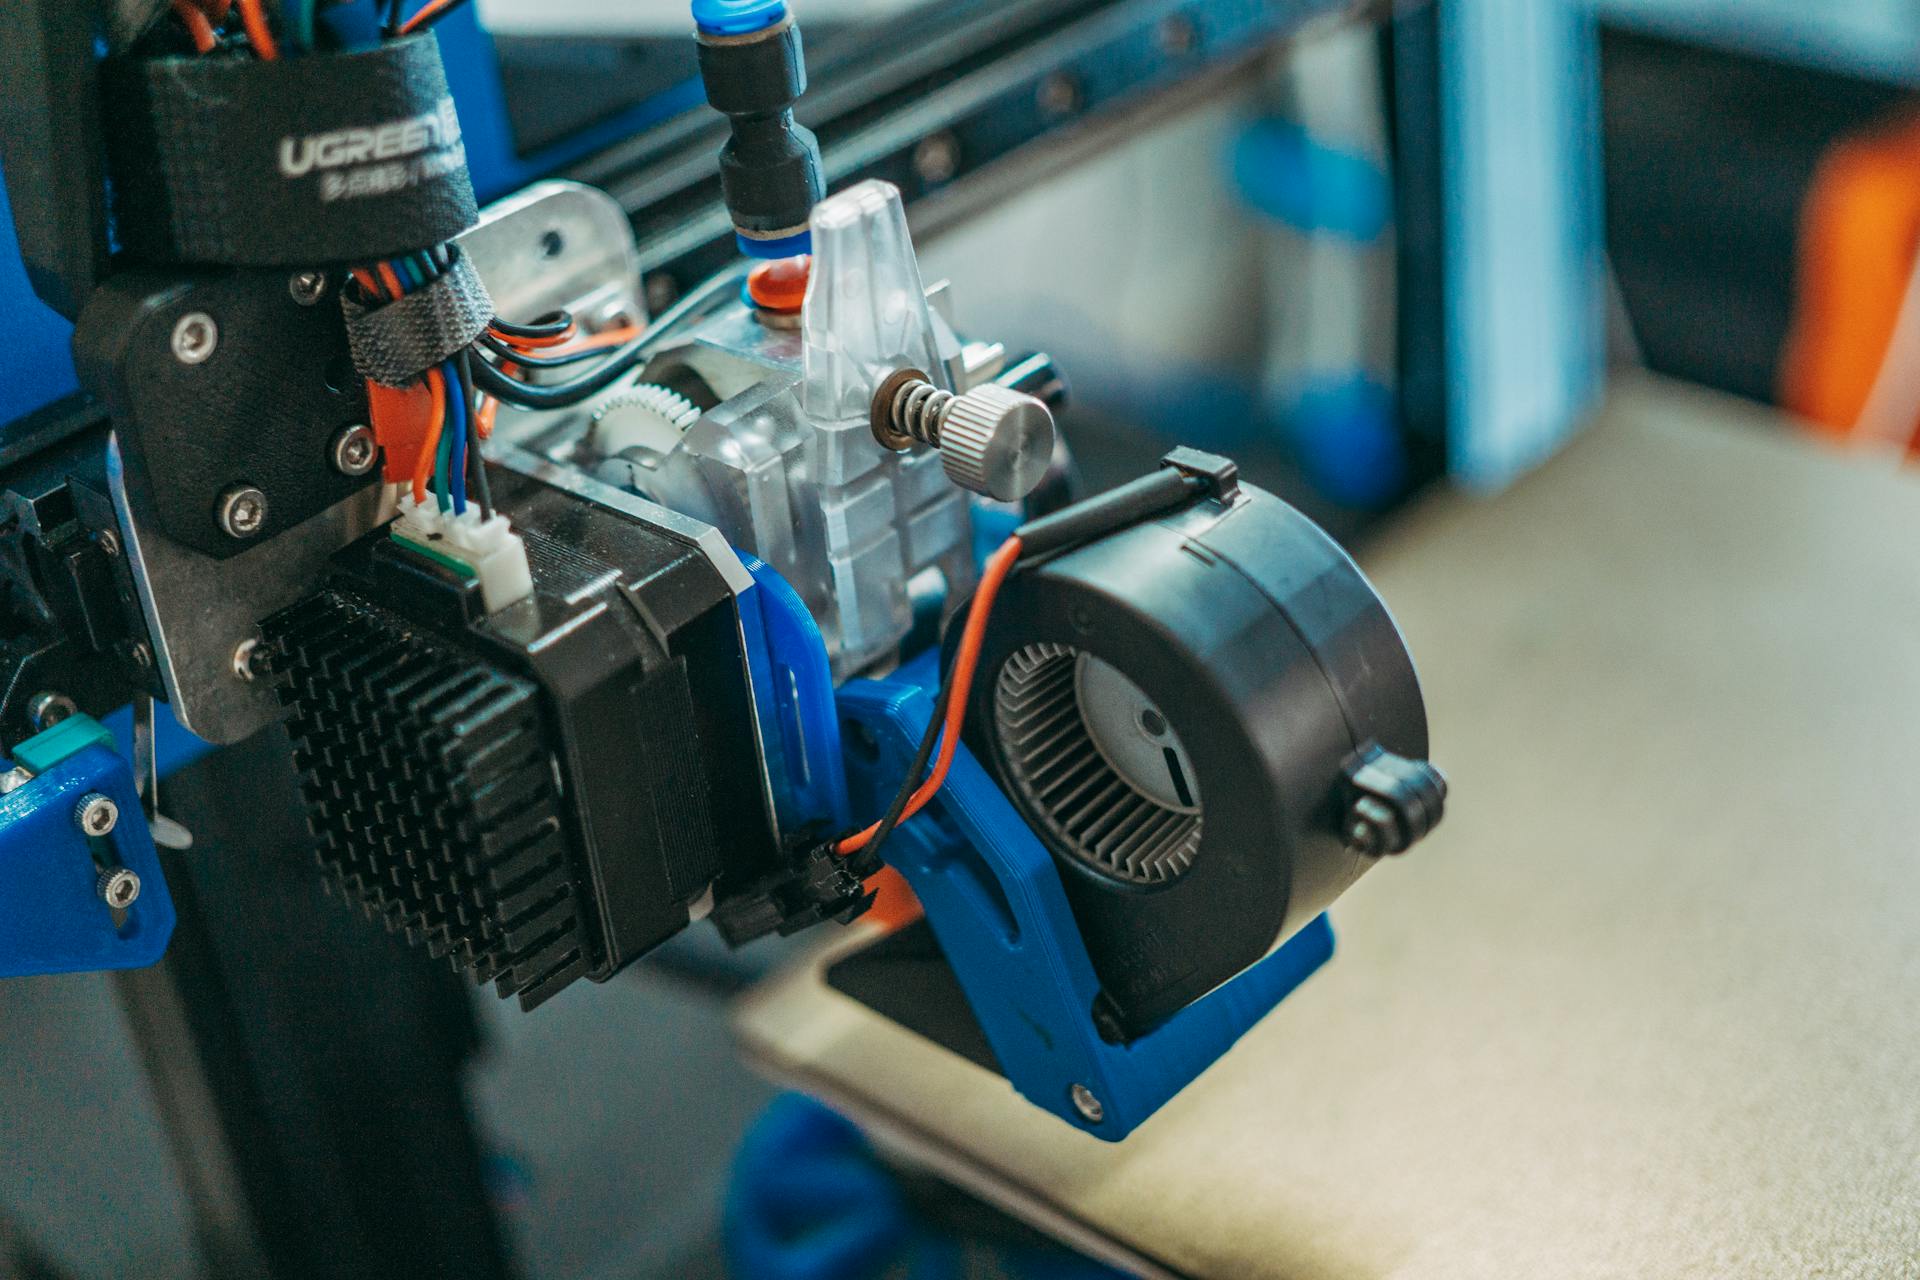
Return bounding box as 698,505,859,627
1012,470,1208,560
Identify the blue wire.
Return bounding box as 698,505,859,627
444,361,468,516
395,257,423,291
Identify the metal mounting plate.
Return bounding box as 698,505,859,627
108,435,387,745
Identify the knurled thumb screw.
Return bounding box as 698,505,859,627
871,369,1056,502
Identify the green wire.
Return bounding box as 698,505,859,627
434,393,453,512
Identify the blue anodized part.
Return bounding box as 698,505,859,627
0,727,175,978
837,653,1335,1141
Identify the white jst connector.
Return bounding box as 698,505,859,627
392,496,534,614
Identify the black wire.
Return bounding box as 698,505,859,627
477,333,616,369
383,0,404,36
473,266,745,410
457,347,493,522
847,646,963,876
469,341,650,410
488,312,574,341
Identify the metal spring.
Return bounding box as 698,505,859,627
890,380,956,447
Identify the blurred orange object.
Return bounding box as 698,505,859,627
861,866,923,932
1779,114,1920,451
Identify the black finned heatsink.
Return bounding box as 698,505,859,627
265,591,591,1009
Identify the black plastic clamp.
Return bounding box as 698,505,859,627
340,247,493,387
1342,745,1448,856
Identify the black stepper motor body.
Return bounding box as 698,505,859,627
963,481,1430,1039
265,468,782,1009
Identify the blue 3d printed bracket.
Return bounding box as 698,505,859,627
837,652,1334,1141
0,713,174,977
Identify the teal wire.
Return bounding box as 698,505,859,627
280,0,315,50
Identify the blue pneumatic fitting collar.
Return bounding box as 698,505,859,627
737,228,812,260
693,0,786,35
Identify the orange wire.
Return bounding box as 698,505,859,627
237,0,277,57
398,0,462,34
412,368,447,504
172,0,218,51
548,325,641,353
835,535,1024,856
375,262,405,300
491,323,580,350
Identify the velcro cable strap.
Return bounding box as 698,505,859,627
341,248,494,388
101,35,477,266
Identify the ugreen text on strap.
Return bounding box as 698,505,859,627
101,35,478,267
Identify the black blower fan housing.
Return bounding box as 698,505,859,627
962,459,1443,1041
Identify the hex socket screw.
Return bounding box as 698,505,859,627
27,691,76,731
289,271,327,305
218,486,268,539
233,637,263,683
171,312,218,365
330,424,378,477
76,792,119,837
98,867,141,909
1069,1082,1105,1124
